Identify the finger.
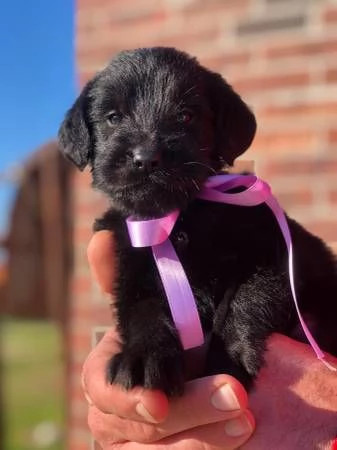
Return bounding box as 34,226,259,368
88,405,127,445
145,410,255,450
163,374,249,435
92,409,254,450
82,329,169,423
87,230,116,294
87,374,249,444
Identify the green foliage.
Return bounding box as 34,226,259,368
1,319,65,450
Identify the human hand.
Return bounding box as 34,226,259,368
85,231,337,450
242,333,337,450
83,231,254,449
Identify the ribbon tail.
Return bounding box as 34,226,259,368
152,240,204,350
321,359,337,372
266,196,336,371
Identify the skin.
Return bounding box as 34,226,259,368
83,231,337,450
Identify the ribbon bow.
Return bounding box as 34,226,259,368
127,174,336,370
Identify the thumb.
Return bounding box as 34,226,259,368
87,230,116,295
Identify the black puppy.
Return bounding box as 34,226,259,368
59,47,337,395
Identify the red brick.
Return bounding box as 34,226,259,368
326,68,337,83
71,170,91,189
78,0,148,14
77,19,168,54
67,436,90,450
328,190,337,204
264,159,337,176
77,24,221,69
78,12,167,45
69,301,112,325
77,72,95,88
323,7,337,24
74,225,94,243
69,361,85,377
306,221,337,242
70,301,95,320
155,28,221,52
69,332,92,350
265,39,337,59
234,73,310,93
71,275,92,293
69,414,89,431
78,0,119,7
94,307,114,325
70,386,87,404
183,0,249,13
277,189,313,209
77,47,118,69
200,52,251,71
251,130,317,154
73,201,103,218
180,0,250,29
328,129,337,144
259,102,337,120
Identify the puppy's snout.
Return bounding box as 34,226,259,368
132,148,161,171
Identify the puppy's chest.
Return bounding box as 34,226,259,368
114,203,261,302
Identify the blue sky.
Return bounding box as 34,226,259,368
0,0,75,234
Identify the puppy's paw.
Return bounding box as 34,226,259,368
107,349,185,397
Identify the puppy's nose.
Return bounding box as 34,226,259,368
132,151,161,171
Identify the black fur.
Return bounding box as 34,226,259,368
59,47,337,396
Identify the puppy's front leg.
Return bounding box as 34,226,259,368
108,296,185,396
206,270,294,389
94,210,186,397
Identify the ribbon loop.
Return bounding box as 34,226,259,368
199,175,272,206
127,210,179,247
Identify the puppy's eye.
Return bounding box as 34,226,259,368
177,109,194,124
106,111,121,127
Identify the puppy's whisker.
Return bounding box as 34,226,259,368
181,85,198,99
176,85,199,110
183,161,217,175
191,178,200,191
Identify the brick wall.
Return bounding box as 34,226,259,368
66,170,110,449
68,0,337,448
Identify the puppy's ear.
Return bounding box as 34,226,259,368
58,81,93,171
206,71,256,166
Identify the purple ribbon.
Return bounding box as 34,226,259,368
126,211,204,349
127,174,336,370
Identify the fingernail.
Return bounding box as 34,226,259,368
136,403,158,423
211,384,240,411
225,414,253,437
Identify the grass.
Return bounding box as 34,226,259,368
1,319,65,450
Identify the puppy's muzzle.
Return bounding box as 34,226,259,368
132,147,162,171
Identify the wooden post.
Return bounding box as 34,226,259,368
38,150,67,323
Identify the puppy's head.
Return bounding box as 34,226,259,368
58,47,256,217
